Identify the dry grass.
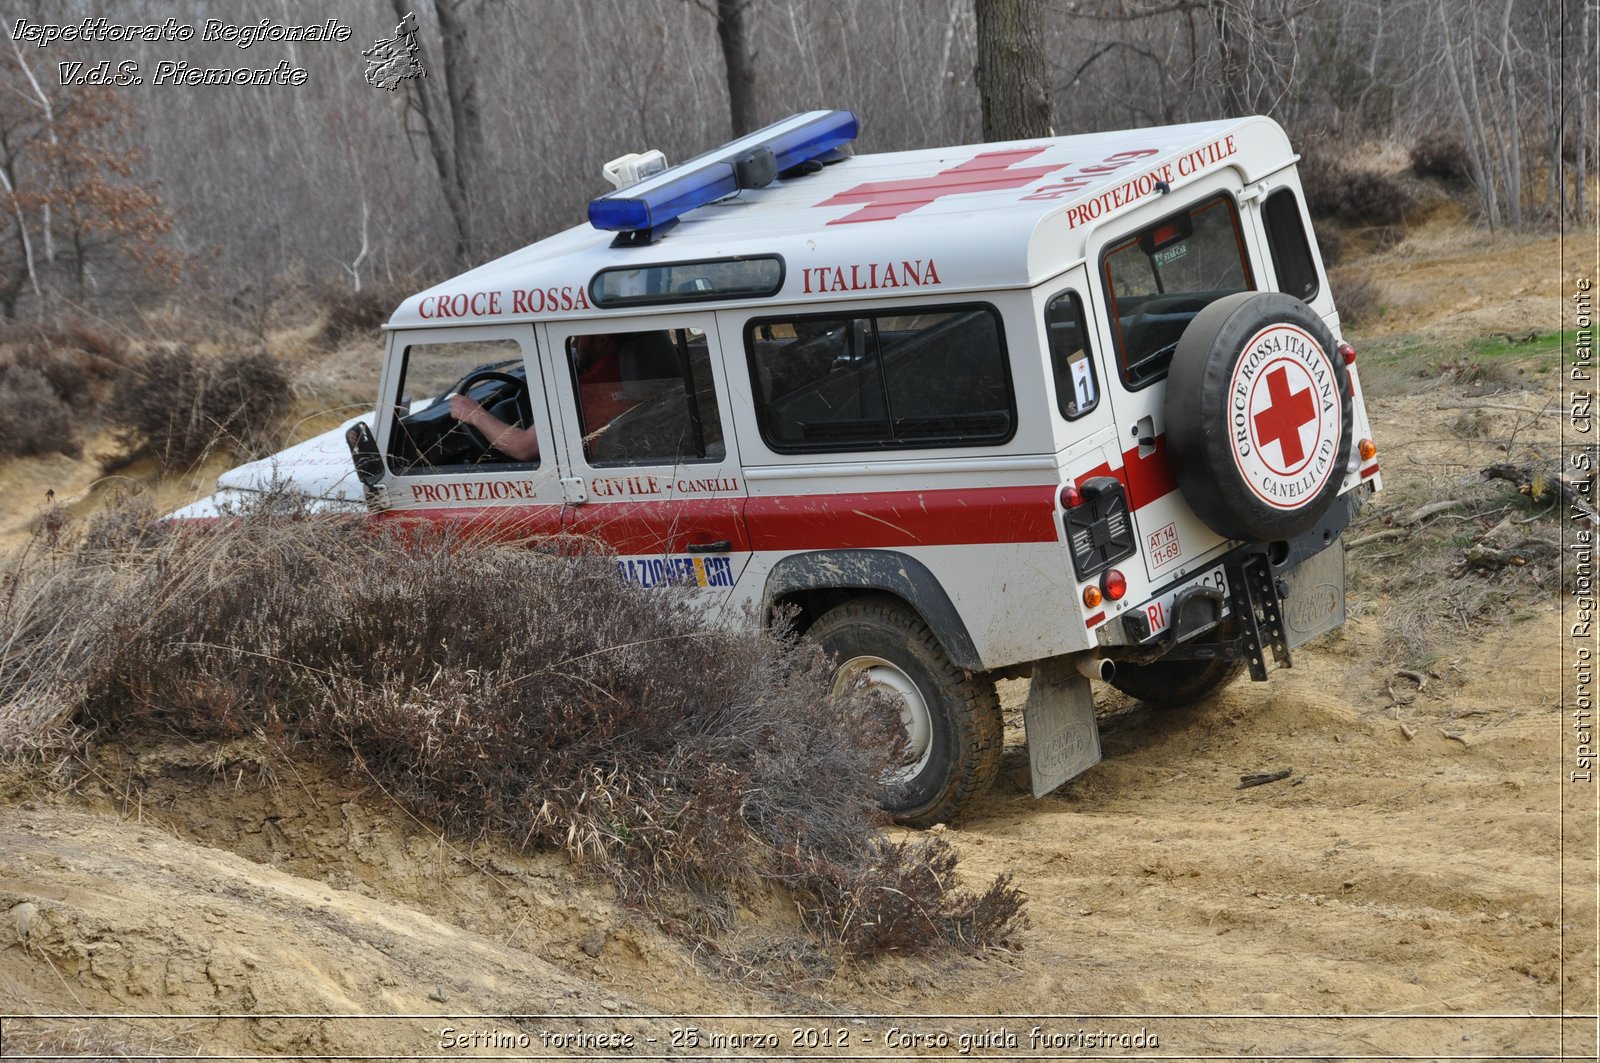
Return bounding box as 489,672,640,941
1344,455,1566,668
0,495,1025,961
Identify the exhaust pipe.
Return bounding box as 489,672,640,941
1075,654,1115,682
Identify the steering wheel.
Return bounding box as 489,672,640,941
452,370,530,455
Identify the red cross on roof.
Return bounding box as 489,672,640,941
818,147,1063,224
1253,365,1317,467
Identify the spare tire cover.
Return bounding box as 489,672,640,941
1164,291,1353,542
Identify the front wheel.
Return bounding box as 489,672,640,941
1108,656,1245,708
810,596,1002,827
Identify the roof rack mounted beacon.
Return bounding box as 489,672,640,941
587,109,859,246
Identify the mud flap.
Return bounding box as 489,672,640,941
1281,540,1346,648
1022,657,1102,798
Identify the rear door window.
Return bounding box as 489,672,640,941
1101,194,1254,389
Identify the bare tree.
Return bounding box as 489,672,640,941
714,0,761,135
387,0,484,266
975,0,1052,140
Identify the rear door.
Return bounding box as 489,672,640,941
1084,186,1259,584
543,315,751,606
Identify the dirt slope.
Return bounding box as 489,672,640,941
1,228,1594,1060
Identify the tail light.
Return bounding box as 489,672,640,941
1359,438,1377,461
1103,568,1128,601
1063,476,1136,579
1338,340,1357,365
1082,585,1103,608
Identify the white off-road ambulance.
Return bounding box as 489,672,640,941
178,110,1381,825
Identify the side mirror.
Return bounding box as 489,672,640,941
345,422,385,488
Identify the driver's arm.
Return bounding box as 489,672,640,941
448,395,541,462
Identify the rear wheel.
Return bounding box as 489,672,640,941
810,596,1002,827
1109,657,1245,708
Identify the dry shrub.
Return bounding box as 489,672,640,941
0,321,132,459
1315,226,1343,268
1301,155,1413,226
1330,267,1382,325
1431,357,1513,389
0,499,1025,958
0,362,81,458
318,287,397,346
793,835,1025,956
109,346,290,468
1409,132,1470,183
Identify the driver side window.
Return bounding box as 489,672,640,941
387,338,539,474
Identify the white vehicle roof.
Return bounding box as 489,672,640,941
387,114,1294,329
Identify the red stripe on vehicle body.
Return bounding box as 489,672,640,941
373,505,565,544
744,485,1059,551
1074,436,1179,511
564,497,751,554
375,487,1061,554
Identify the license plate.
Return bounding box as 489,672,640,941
1138,564,1229,641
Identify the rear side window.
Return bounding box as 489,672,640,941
1101,194,1254,389
1263,187,1320,302
745,305,1013,452
1044,290,1099,420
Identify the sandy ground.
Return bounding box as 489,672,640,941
1,229,1595,1061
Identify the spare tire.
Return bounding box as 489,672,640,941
1165,292,1353,542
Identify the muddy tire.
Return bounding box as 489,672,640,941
1109,657,1245,708
809,595,1002,827
1166,291,1354,541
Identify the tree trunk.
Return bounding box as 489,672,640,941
389,0,477,266
435,0,483,259
975,0,1052,141
0,150,42,315
1209,0,1252,116
1437,0,1499,229
716,0,759,137
1543,5,1562,220
1499,0,1523,227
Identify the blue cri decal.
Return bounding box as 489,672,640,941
618,555,734,589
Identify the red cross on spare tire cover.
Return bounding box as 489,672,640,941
1164,291,1353,542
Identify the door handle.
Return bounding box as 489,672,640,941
684,539,732,554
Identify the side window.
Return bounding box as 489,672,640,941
1101,194,1255,389
387,339,537,474
565,327,724,467
1044,290,1099,420
1263,187,1320,302
745,305,1013,452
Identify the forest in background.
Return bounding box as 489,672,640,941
0,0,1594,321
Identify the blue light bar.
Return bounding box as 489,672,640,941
588,110,859,237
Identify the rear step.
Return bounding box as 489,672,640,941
1229,554,1292,681
1160,553,1291,681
